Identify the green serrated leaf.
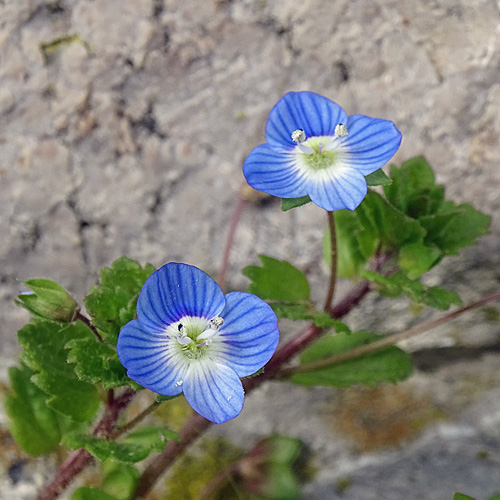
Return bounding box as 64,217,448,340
84,257,155,343
101,462,140,500
4,364,62,456
72,487,119,500
281,195,312,211
326,191,425,278
156,394,181,402
398,242,442,279
362,270,462,310
270,302,350,332
242,255,310,302
66,337,138,390
66,426,179,463
362,191,426,248
420,203,491,256
33,372,100,422
384,157,444,217
290,331,413,387
365,168,392,186
453,494,476,500
17,320,100,421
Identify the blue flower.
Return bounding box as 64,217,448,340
117,263,279,424
243,91,402,211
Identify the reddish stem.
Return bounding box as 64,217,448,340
36,388,136,500
218,195,247,290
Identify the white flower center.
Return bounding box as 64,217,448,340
168,315,224,359
291,124,349,172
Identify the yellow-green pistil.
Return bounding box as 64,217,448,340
291,125,348,172
301,136,339,171
175,317,223,359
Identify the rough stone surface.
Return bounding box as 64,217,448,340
1,0,500,499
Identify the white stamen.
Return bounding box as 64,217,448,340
335,123,348,138
176,336,192,345
323,137,342,151
197,328,217,341
209,317,224,329
297,143,314,154
291,129,306,143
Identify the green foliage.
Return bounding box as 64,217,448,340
281,195,312,211
243,255,310,302
384,157,444,217
419,202,491,256
65,426,179,463
15,278,79,322
100,461,140,500
66,336,138,390
365,168,392,186
290,331,412,387
249,435,303,500
270,302,350,332
17,319,100,421
324,157,490,309
453,494,476,500
361,270,462,310
84,257,155,343
4,364,62,456
72,487,119,500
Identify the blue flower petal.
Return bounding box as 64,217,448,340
343,115,402,174
265,91,347,149
215,292,279,377
308,167,367,211
243,144,309,199
183,361,244,424
137,263,226,333
117,319,186,396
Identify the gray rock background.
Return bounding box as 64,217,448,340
1,0,500,499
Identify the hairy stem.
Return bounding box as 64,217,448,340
134,412,212,498
323,211,337,312
36,388,136,500
74,310,104,343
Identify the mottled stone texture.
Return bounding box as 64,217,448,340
1,0,500,498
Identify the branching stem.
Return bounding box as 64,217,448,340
279,290,500,378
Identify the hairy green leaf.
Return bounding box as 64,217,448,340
84,257,155,343
101,461,140,500
420,202,491,256
66,337,138,390
243,255,310,302
281,195,312,211
362,270,462,310
365,168,392,186
4,364,62,456
17,320,100,421
398,242,442,279
66,426,179,463
384,157,444,217
72,487,119,500
290,331,412,387
270,302,350,332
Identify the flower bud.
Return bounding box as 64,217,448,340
16,279,79,322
